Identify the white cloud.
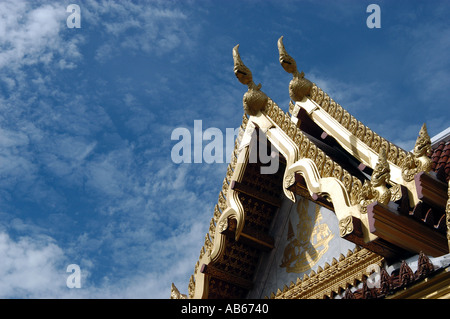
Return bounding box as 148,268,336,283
85,0,194,61
0,232,68,298
0,0,83,72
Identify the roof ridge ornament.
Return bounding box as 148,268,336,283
413,123,432,159
277,36,312,102
359,147,391,212
233,44,268,116
401,123,432,181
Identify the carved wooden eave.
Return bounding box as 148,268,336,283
183,111,288,299
367,201,448,257
387,264,450,299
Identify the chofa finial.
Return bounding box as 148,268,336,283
233,44,253,87
277,36,312,102
232,44,268,116
278,36,299,76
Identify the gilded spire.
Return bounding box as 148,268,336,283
232,44,268,116
277,36,312,102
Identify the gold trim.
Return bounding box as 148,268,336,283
262,98,364,209
309,84,406,166
308,84,410,177
186,114,250,299
259,97,376,243
358,147,391,213
171,283,187,299
270,247,384,299
401,123,432,182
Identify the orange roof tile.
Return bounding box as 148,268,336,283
431,141,450,182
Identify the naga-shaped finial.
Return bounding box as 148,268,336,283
277,36,312,102
233,44,268,116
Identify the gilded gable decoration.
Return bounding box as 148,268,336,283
178,38,450,300
280,198,333,273
277,36,313,102
170,283,187,299
271,247,384,299
359,147,392,213
233,44,268,116
401,123,432,182
306,83,409,184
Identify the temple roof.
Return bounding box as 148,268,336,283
171,37,450,299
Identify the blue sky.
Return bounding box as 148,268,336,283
0,0,448,298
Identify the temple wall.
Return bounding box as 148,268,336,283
247,195,356,298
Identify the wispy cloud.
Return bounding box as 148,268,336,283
0,232,68,298
84,0,195,62
0,0,83,72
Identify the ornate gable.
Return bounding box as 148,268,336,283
172,37,450,299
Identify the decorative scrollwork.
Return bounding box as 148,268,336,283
217,217,228,233
390,184,402,202
171,283,187,299
339,215,354,237
284,172,296,189
308,83,409,167
359,148,391,213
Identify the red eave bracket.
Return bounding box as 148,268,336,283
367,201,448,257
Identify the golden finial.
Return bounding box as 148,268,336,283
413,123,431,158
277,36,312,102
372,147,390,187
170,283,187,299
233,44,253,87
278,36,299,76
401,123,432,181
359,147,391,211
232,44,268,116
